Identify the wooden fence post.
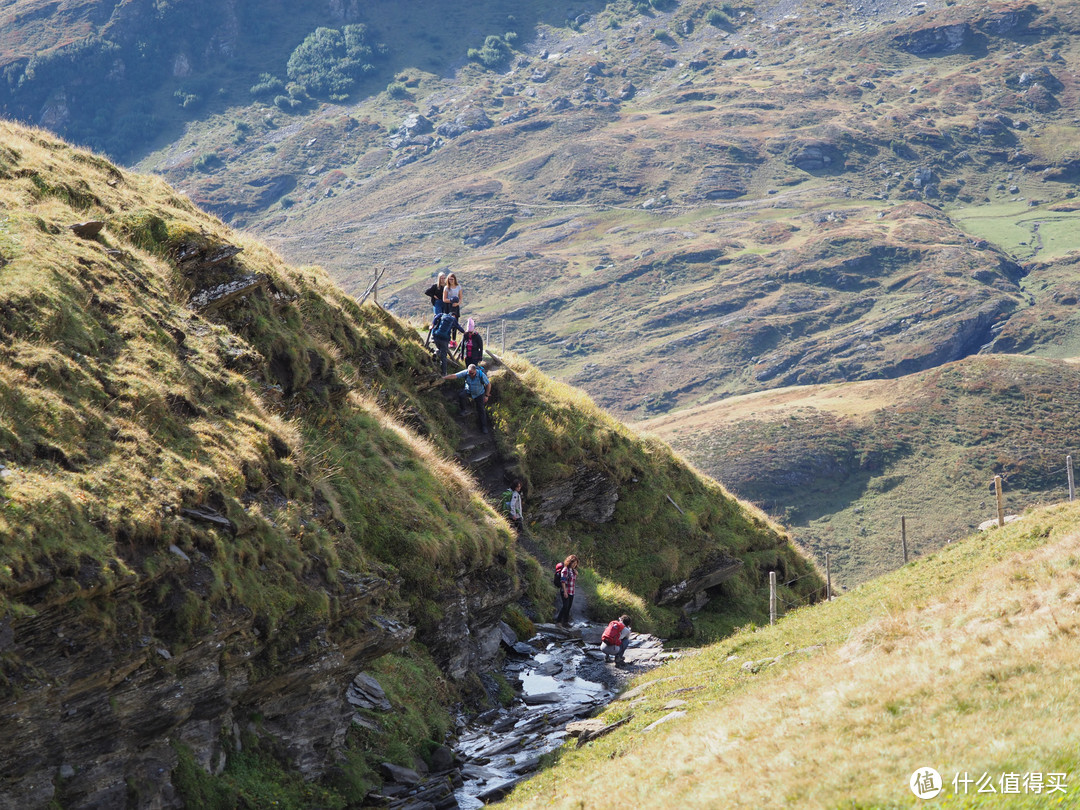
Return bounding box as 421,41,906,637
1068,455,1075,503
825,552,832,602
501,319,506,354
901,516,908,564
769,571,777,626
995,475,1004,528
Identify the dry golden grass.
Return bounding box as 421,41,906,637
506,503,1080,808
640,378,901,432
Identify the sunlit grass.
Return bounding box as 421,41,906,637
504,501,1080,809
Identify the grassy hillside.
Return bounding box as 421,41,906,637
0,119,821,805
503,499,1080,808
492,354,822,638
645,353,1080,586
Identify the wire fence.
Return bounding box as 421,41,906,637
764,454,1078,623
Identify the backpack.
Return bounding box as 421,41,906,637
499,489,513,513
601,620,625,646
553,563,564,589
432,313,454,340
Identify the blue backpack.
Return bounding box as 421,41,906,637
432,313,455,340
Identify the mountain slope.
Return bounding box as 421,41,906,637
645,353,1080,586
0,119,819,808
122,0,1080,415
502,500,1080,808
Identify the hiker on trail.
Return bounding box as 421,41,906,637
508,480,524,531
600,614,632,665
430,311,460,376
443,363,491,434
459,318,484,366
424,271,447,317
555,554,579,626
442,273,463,341
553,561,565,620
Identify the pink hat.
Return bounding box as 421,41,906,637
466,317,475,332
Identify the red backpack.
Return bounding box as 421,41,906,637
601,620,625,645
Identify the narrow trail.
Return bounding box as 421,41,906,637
426,346,672,806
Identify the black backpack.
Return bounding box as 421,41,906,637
432,313,454,340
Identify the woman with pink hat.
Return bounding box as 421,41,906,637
458,317,484,366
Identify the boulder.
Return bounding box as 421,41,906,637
892,23,983,55
656,555,743,606
533,465,619,526
789,139,844,172
400,113,433,138
346,673,392,711
69,221,105,239
721,47,755,60
436,108,492,138
380,762,422,784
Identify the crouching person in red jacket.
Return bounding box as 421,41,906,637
600,614,631,665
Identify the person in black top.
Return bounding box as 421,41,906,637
458,318,484,366
424,272,447,317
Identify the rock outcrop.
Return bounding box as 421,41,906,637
533,465,620,527
0,572,412,809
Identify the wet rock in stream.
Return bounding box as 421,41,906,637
452,620,671,808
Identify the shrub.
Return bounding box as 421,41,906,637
250,73,285,98
706,7,732,26
193,153,221,172
286,24,389,99
466,33,518,70
385,81,409,99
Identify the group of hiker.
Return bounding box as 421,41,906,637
427,271,489,431
555,554,632,664
423,273,632,666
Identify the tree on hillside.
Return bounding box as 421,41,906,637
286,24,388,100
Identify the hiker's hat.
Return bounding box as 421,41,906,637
466,317,475,332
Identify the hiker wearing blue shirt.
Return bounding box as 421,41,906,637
443,363,491,433
430,311,460,375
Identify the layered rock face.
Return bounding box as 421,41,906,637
0,557,519,809
0,571,408,808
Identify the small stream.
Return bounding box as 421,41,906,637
452,621,669,807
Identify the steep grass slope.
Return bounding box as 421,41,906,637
494,355,822,638
504,500,1080,808
0,119,819,807
645,353,1080,586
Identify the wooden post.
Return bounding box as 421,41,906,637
995,475,1004,528
486,324,491,346
901,516,908,564
825,552,832,602
501,319,506,354
372,281,378,306
769,571,777,625
1068,455,1075,502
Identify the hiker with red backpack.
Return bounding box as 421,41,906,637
555,554,578,626
600,614,632,665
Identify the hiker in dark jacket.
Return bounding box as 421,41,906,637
458,318,484,366
424,272,447,317
443,363,490,433
430,311,460,376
